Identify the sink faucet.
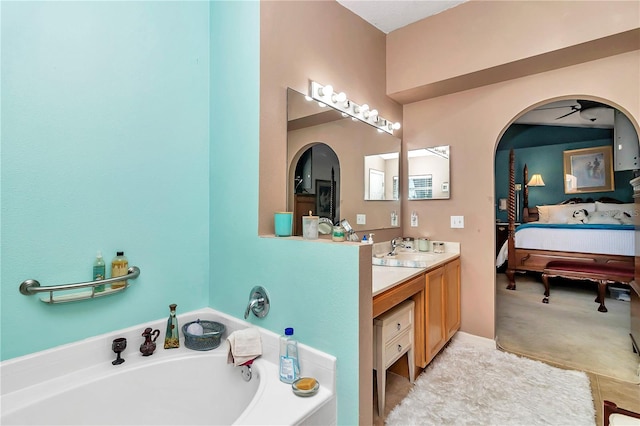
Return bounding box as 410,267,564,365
389,237,405,255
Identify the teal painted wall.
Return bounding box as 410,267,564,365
495,126,635,222
2,2,360,424
1,1,211,359
209,3,360,425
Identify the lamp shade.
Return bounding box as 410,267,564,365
527,174,545,187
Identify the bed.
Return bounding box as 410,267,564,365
500,150,635,290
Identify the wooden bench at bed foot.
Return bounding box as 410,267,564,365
541,261,634,313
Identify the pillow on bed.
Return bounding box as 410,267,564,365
595,202,638,217
537,203,595,224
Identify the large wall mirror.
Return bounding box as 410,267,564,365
407,146,450,200
287,88,401,235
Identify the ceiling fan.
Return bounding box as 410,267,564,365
553,100,611,121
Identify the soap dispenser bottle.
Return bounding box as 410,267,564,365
110,251,128,289
93,251,106,292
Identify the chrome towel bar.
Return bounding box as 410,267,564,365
19,266,140,304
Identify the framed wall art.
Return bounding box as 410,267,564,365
563,146,614,194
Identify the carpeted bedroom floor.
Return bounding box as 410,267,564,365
373,272,640,425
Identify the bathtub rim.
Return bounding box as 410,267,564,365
1,307,337,425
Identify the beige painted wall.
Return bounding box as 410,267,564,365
390,0,640,339
387,1,640,103
403,50,639,339
260,0,402,236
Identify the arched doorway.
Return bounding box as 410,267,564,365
494,97,640,383
289,143,340,235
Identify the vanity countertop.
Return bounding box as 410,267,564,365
372,246,460,297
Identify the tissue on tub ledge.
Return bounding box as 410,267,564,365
227,327,262,366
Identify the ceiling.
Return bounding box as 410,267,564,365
515,100,615,129
336,0,468,34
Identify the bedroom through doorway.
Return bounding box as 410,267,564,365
494,97,640,384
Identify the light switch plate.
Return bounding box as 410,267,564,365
451,215,464,228
356,214,366,225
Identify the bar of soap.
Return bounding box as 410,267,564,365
296,377,317,391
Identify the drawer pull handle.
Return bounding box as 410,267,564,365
396,323,401,331
397,344,402,352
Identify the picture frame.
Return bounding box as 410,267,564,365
315,179,334,219
563,146,614,194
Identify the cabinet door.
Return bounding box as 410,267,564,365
445,258,461,340
425,266,446,364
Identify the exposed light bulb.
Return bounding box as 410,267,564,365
393,122,401,130
361,104,369,113
332,92,347,103
319,84,333,97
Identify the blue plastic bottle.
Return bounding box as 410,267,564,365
279,327,300,383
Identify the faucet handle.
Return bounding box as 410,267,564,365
244,286,270,319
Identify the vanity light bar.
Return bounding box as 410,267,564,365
309,81,400,135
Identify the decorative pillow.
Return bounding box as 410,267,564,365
613,211,634,225
537,203,595,224
585,211,624,225
595,202,638,217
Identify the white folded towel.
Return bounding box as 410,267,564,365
226,327,262,367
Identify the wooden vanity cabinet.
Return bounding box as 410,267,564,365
444,258,461,340
373,257,461,372
422,258,461,367
424,265,446,365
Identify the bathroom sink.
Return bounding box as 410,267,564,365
373,251,442,268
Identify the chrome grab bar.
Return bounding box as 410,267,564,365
19,266,140,304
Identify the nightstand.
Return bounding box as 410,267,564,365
496,222,520,255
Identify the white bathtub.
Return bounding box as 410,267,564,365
0,308,337,425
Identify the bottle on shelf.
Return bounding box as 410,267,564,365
279,327,300,383
164,304,180,349
93,251,106,292
110,251,128,289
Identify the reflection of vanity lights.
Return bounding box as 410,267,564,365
309,81,401,135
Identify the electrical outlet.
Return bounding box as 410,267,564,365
451,216,464,228
356,214,366,225
410,212,418,227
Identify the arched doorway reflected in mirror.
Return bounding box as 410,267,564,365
292,143,340,236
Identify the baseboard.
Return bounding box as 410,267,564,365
453,331,496,349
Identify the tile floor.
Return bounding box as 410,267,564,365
373,355,640,425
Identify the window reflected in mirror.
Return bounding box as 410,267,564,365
407,146,450,200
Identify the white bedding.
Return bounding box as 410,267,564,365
496,222,634,267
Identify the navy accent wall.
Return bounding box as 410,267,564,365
495,125,634,222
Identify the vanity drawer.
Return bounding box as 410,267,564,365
374,300,413,343
383,329,412,367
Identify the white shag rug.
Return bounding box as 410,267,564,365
386,335,595,426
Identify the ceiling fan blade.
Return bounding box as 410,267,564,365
555,109,580,120
536,104,579,111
